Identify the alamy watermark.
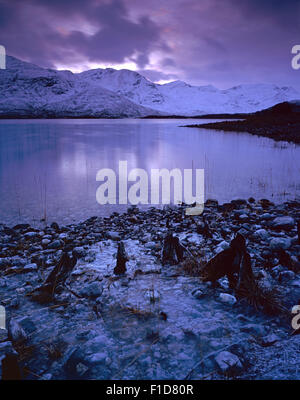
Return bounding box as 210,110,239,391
291,305,300,330
96,161,204,215
0,305,5,330
291,45,300,70
0,45,6,69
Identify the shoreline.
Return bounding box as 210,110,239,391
0,113,244,120
1,198,300,380
184,120,300,144
183,102,300,144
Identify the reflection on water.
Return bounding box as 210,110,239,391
0,118,299,226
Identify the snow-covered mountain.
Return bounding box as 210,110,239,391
0,56,299,117
0,56,157,118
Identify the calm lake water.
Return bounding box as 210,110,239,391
0,119,300,227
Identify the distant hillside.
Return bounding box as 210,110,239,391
184,101,300,144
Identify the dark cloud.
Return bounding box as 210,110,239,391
0,0,165,68
160,57,176,67
0,0,299,88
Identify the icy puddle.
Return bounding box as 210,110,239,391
60,239,269,379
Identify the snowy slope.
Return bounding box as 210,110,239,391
0,56,158,118
0,56,299,117
77,69,300,115
147,81,300,115
78,68,165,108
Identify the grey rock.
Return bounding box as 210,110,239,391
272,216,295,230
106,231,120,241
9,319,27,343
87,351,107,364
238,214,249,221
260,213,274,221
79,282,103,299
42,373,52,380
145,241,157,250
24,231,39,239
10,297,19,308
64,347,90,378
215,351,243,375
58,233,68,240
192,288,205,299
271,265,284,278
261,333,280,347
0,341,17,359
279,270,295,282
23,263,38,272
234,209,248,216
0,329,8,342
72,247,87,258
291,278,300,288
237,227,251,237
219,293,237,305
218,241,230,250
48,240,62,249
270,237,291,250
253,229,270,241
17,317,36,335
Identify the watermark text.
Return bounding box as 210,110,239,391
0,45,6,69
96,161,204,215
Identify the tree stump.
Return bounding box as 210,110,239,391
114,241,128,275
44,251,77,288
29,252,77,303
161,233,184,265
1,354,22,380
236,251,254,292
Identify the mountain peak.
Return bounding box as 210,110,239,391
0,55,299,117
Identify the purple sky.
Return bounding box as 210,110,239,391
1,0,300,88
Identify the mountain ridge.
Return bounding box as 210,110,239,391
0,55,299,118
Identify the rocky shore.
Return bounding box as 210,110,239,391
0,198,300,380
185,119,300,144
184,101,300,144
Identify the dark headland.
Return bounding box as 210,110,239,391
183,101,300,144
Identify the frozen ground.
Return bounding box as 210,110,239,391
0,200,300,380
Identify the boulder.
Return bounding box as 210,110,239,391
253,229,270,241
48,240,63,249
105,231,120,241
260,333,280,347
72,247,87,259
215,351,243,375
79,282,103,299
192,288,205,299
219,293,237,305
270,237,291,251
272,216,295,230
279,270,295,282
23,263,38,272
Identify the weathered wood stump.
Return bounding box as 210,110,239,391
298,220,300,245
28,252,77,303
1,354,22,380
196,216,212,238
161,233,184,265
114,241,128,275
200,233,247,288
236,251,254,292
